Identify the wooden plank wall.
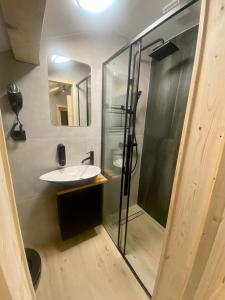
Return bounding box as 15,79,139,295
0,112,36,299
0,0,46,64
153,0,225,299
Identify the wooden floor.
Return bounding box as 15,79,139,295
104,204,165,295
125,205,165,295
36,226,149,300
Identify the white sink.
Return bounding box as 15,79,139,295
40,165,101,186
113,158,123,169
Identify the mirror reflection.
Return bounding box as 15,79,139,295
48,55,91,127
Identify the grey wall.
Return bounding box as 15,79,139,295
0,33,127,247
138,26,198,227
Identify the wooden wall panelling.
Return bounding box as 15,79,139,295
0,0,46,64
153,0,225,299
183,146,225,299
190,144,225,299
0,111,36,299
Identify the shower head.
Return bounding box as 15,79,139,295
149,41,179,61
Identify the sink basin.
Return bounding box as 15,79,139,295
113,158,123,169
40,165,101,186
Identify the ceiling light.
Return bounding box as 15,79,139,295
75,0,114,13
51,55,71,64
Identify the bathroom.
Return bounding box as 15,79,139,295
0,0,225,300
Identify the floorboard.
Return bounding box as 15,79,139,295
103,204,164,295
125,205,165,294
36,226,149,300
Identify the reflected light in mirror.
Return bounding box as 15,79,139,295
51,55,71,64
48,55,91,127
75,0,114,13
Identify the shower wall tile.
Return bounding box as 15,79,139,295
129,54,151,206
138,27,198,227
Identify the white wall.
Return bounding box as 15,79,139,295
0,33,127,247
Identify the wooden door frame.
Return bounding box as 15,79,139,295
0,113,36,299
48,77,78,126
56,104,68,126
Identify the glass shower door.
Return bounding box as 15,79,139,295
102,42,141,248
102,1,201,298
102,47,131,245
125,24,199,298
118,41,142,252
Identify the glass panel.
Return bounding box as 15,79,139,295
102,1,201,297
119,41,142,252
124,3,201,296
102,48,131,245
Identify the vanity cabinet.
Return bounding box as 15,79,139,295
56,175,107,240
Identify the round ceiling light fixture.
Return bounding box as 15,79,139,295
51,55,71,64
75,0,114,13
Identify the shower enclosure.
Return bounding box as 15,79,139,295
102,0,201,297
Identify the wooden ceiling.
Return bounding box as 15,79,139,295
0,0,46,64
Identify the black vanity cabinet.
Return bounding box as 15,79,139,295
56,175,107,240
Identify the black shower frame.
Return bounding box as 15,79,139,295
101,0,199,298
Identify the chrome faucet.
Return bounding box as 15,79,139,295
81,151,94,165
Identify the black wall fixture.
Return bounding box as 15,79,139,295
57,144,66,166
7,83,26,141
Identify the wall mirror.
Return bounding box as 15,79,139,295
48,55,91,127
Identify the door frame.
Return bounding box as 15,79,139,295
0,112,36,299
153,0,225,298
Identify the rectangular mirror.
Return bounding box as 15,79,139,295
48,55,91,127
